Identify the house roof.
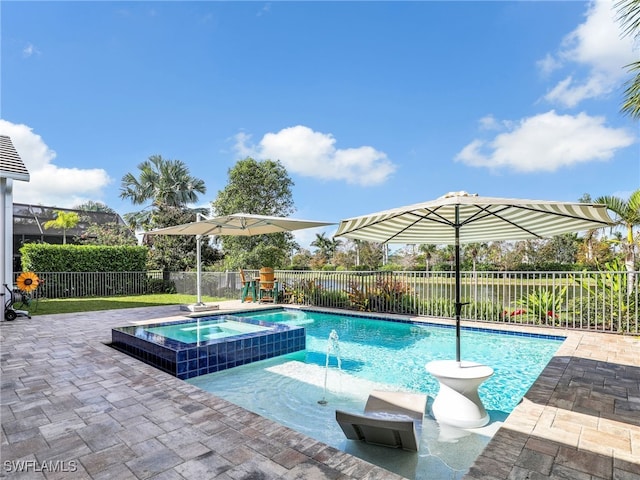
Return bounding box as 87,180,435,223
0,135,30,182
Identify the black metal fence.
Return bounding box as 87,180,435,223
14,269,639,334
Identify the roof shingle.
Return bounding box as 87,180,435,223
0,134,30,181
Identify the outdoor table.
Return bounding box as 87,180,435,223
425,360,494,428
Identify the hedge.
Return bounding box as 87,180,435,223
20,244,148,272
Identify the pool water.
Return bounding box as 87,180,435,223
145,318,272,343
188,308,564,479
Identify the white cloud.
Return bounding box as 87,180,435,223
0,120,112,207
536,53,562,77
234,125,396,186
22,43,41,58
455,110,635,172
478,115,505,131
541,0,637,107
257,3,271,17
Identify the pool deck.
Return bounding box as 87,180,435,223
1,301,639,479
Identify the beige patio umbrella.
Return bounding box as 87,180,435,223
335,191,614,362
149,213,334,237
146,213,334,306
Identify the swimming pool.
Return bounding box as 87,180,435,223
187,308,564,479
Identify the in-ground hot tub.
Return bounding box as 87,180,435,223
111,315,305,379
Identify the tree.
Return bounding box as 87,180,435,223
419,244,438,272
211,157,296,269
464,243,487,272
576,237,614,267
120,155,207,230
595,189,640,290
358,241,384,270
539,234,579,265
311,232,342,265
73,201,116,214
290,249,313,269
120,155,208,276
146,205,222,271
42,211,80,244
79,223,137,246
578,193,600,263
615,0,640,119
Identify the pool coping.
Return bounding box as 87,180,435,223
1,301,639,479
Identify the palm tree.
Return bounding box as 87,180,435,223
419,244,438,272
615,0,640,118
120,155,206,229
43,211,80,244
596,189,640,292
464,242,488,272
310,232,342,265
578,194,599,263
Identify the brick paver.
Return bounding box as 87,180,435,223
1,302,639,479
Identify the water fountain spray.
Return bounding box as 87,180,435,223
318,329,342,405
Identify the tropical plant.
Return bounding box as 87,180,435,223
419,244,438,272
468,299,504,322
311,232,342,263
571,257,638,331
345,280,369,311
422,297,456,318
42,210,80,244
595,189,640,292
344,274,413,313
575,258,627,297
512,286,567,324
615,0,640,119
284,279,325,305
120,155,207,230
464,243,487,272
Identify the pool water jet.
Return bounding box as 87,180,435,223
318,329,342,405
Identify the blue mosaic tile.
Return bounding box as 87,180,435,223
112,311,305,379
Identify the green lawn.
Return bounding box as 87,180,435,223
16,294,227,316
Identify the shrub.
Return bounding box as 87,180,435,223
147,278,177,294
512,286,567,325
20,244,147,272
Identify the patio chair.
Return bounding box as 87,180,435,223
258,267,278,303
335,390,427,452
239,269,256,302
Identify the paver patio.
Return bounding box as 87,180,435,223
1,302,639,479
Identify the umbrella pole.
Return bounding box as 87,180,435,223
455,205,461,364
196,235,203,305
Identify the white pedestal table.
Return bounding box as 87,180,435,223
425,360,494,429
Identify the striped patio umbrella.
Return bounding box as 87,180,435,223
335,191,614,362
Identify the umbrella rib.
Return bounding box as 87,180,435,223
460,203,610,239
345,206,453,243
462,205,545,239
511,204,611,225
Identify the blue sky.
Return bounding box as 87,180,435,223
1,1,638,248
